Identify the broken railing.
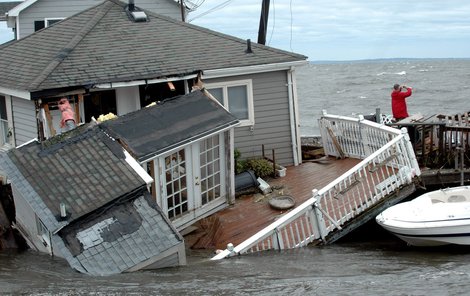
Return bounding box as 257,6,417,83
212,112,420,260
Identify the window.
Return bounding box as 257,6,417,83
34,18,64,32
36,217,50,247
205,80,254,126
0,96,8,146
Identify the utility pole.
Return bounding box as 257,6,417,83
257,0,270,45
180,0,185,22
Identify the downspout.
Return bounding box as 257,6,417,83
287,67,301,165
15,15,20,40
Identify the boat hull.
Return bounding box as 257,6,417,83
376,186,470,246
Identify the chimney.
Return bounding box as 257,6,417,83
128,0,135,11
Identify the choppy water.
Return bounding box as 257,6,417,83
297,59,470,135
3,226,470,295
2,59,470,295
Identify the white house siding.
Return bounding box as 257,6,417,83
11,185,49,253
17,0,104,39
17,0,181,39
136,0,181,20
206,70,295,166
11,97,37,146
116,86,140,116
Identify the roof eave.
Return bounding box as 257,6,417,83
201,60,308,80
0,86,31,100
7,0,37,17
94,73,200,89
139,119,240,163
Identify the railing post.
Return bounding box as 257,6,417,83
358,114,371,157
401,127,421,177
270,229,279,250
311,189,328,242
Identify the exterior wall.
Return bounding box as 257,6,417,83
11,97,37,146
17,0,104,39
11,184,49,253
16,0,181,39
206,70,295,166
136,0,181,20
116,86,141,116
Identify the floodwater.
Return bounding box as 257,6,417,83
2,225,470,295
3,59,470,295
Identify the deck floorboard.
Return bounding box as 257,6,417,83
186,157,361,250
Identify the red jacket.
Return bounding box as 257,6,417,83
391,88,412,119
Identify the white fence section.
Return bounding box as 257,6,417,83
212,113,421,260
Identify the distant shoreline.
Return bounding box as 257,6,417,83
309,57,470,64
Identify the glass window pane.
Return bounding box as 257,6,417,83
207,88,224,105
0,96,6,120
227,86,248,120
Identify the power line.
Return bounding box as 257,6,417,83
289,0,293,52
187,0,234,22
267,0,275,45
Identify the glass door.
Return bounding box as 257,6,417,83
158,133,227,227
162,149,190,221
197,134,224,207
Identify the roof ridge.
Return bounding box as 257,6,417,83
29,1,115,91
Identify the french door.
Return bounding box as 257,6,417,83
158,134,226,227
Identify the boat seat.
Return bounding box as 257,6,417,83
431,199,444,203
448,195,467,203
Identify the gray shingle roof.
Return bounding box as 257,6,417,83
101,89,239,161
0,0,306,93
60,191,183,276
0,1,21,21
6,125,145,225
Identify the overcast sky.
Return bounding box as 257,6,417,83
1,0,470,61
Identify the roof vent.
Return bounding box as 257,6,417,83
126,0,148,22
245,39,253,54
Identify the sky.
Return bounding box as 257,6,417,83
1,0,470,61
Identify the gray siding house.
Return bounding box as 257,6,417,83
0,0,307,167
0,125,186,275
4,0,184,39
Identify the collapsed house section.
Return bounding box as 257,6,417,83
0,125,185,275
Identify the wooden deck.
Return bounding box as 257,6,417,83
185,157,360,250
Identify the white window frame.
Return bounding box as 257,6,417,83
36,216,50,248
45,18,64,27
0,95,8,146
205,79,254,127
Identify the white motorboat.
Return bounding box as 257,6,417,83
376,186,470,246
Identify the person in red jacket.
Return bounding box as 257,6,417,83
391,84,412,121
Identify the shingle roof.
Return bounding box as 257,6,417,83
101,89,239,161
59,191,184,276
0,1,21,20
0,0,306,93
5,125,145,226
0,124,185,275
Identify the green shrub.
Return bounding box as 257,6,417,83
245,158,274,178
234,148,246,174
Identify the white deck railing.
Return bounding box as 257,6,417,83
212,112,421,260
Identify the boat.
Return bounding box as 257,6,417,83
376,186,470,246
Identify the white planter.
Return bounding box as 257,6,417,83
276,166,286,177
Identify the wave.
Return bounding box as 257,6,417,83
377,71,407,76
